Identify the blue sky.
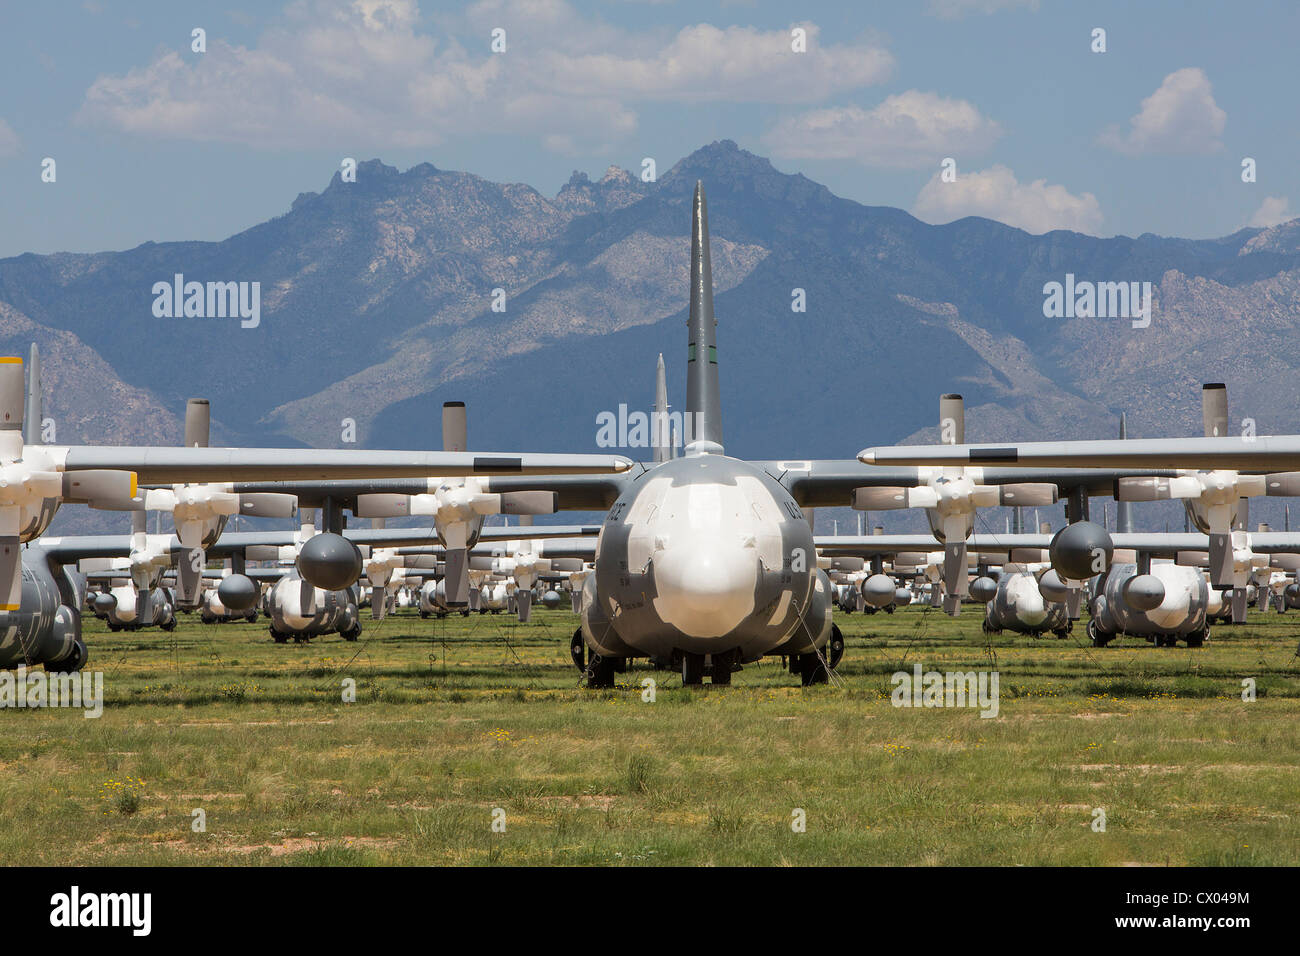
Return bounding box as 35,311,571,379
1,0,1296,257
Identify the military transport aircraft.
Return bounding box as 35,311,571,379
200,183,1178,686
0,348,627,670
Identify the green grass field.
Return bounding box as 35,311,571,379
2,604,1298,866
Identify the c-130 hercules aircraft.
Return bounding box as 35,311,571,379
0,350,630,672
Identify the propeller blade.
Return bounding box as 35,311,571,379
499,491,558,515
0,356,25,440
943,539,968,599
1231,586,1248,623
852,487,911,510
1116,476,1173,502
1208,532,1233,588
176,546,205,606
444,548,470,606
185,398,210,448
62,469,138,507
468,586,482,612
299,578,316,614
1202,383,1228,438
23,344,41,445
1265,472,1300,496
355,494,411,518
997,483,1059,507
238,493,297,518
939,393,965,445
0,534,21,613
442,401,467,453
516,589,532,623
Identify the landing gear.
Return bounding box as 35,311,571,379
1185,627,1207,648
570,629,586,671
160,618,177,632
794,652,829,686
681,652,705,686
982,619,1001,636
586,653,618,689
270,627,289,644
341,623,362,642
419,611,429,619
826,625,845,669
46,638,88,673
709,650,736,686
1087,619,1112,647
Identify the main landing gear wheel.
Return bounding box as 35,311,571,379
270,627,289,644
1086,618,1112,647
709,651,734,686
1185,627,1207,648
586,653,617,689
570,629,586,671
827,625,846,670
341,623,362,642
681,652,705,686
46,638,88,674
796,652,829,686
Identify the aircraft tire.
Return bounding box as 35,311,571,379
46,638,88,674
798,652,829,686
570,629,586,671
270,628,289,644
585,654,617,689
681,652,705,686
1186,628,1207,648
827,624,846,669
341,623,362,642
710,652,733,686
1087,619,1112,647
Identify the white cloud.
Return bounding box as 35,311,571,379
0,118,18,157
77,0,893,152
535,22,892,103
763,90,1000,167
1100,67,1226,155
1247,196,1293,228
912,164,1103,235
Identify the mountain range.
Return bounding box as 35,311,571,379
4,140,1299,533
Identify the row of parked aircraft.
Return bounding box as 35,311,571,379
9,181,1300,686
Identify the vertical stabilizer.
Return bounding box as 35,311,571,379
685,182,723,450
653,353,670,464
1117,412,1134,533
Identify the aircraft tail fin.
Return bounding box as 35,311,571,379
653,353,670,464
1117,412,1134,533
685,182,723,450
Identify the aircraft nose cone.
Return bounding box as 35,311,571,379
652,539,757,639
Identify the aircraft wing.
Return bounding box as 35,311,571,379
480,472,642,511
60,447,632,484
859,437,1300,471
762,460,1176,508
817,531,1300,561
